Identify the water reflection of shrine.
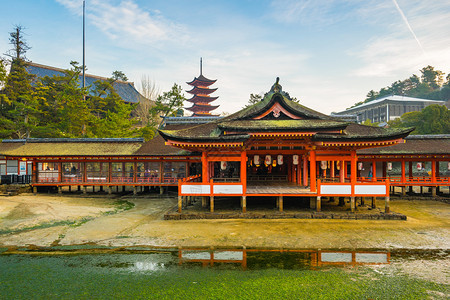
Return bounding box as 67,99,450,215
178,248,390,270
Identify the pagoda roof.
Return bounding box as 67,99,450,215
187,86,218,95
186,95,219,103
185,103,220,112
160,78,414,146
187,74,217,87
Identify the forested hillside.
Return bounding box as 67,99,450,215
350,66,450,109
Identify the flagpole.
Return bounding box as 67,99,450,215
82,0,86,92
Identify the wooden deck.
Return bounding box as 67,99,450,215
246,181,314,194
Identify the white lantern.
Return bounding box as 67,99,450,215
358,162,363,171
448,162,450,170
277,155,283,165
220,161,227,170
416,162,422,170
321,161,327,170
387,162,392,171
254,155,260,165
265,155,272,165
293,155,299,165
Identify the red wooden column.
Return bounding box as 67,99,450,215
330,161,335,178
339,161,345,183
401,160,406,183
201,152,208,183
302,156,308,186
372,160,377,182
240,150,247,194
350,151,357,186
297,162,302,185
309,150,317,192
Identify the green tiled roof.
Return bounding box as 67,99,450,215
218,120,348,131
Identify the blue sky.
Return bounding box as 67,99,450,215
1,0,449,115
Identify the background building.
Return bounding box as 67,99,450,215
333,95,447,124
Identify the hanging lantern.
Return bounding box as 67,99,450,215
265,155,272,166
336,161,341,170
358,162,363,171
448,162,450,170
272,159,277,167
277,155,283,165
416,162,422,170
254,155,260,165
220,161,227,170
387,162,392,171
293,155,299,165
321,161,327,170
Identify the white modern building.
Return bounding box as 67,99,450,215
333,95,447,124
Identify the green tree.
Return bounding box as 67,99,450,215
388,104,449,135
365,90,379,102
37,61,90,137
361,119,379,127
420,65,444,90
244,93,263,108
88,71,137,137
1,25,38,138
151,83,186,128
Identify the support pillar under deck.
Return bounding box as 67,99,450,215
242,196,246,213
316,196,321,212
210,196,214,213
350,197,355,213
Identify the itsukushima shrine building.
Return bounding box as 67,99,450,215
0,79,449,216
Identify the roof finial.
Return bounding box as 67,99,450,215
200,57,202,75
271,77,282,93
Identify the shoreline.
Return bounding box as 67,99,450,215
0,193,449,250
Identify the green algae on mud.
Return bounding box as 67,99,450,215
0,247,448,299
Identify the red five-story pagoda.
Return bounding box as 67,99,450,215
186,59,219,116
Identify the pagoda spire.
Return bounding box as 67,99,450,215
186,59,219,117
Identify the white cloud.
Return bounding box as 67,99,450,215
56,0,188,46
352,0,450,77
268,0,357,25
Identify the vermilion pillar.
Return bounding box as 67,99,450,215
401,161,406,183
350,151,357,185
241,151,247,194
431,160,436,183
372,160,377,182
202,152,208,183
303,156,308,186
309,150,317,192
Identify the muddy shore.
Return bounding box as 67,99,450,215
0,193,448,250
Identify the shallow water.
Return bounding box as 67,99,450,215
0,247,448,299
